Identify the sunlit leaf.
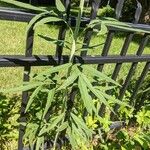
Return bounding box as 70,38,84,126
55,0,65,12
27,11,51,32
71,113,93,137
0,0,45,12
0,82,44,93
36,136,44,150
33,17,63,29
42,88,55,118
57,70,80,91
78,76,96,115
34,63,72,80
101,92,131,107
98,22,108,35
80,74,114,113
39,113,64,136
25,85,43,112
82,65,120,86
57,121,68,132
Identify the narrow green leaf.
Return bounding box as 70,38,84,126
57,121,68,132
55,0,65,12
69,39,76,62
0,0,45,12
39,34,71,45
101,92,131,107
103,20,131,27
102,17,118,21
82,65,120,86
57,71,80,91
88,19,100,28
25,85,42,112
139,87,150,94
36,136,44,150
34,63,72,79
71,113,93,137
0,82,43,93
39,113,64,136
78,76,94,115
27,11,50,32
98,23,108,35
33,17,63,29
74,0,85,40
42,89,55,118
80,74,114,112
108,24,150,33
71,122,87,141
66,127,77,149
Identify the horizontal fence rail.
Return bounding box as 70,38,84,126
0,1,150,149
0,7,150,32
0,55,150,67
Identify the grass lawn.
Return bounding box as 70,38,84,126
0,4,149,150
0,20,149,150
0,20,149,89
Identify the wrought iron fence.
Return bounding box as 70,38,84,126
0,0,150,149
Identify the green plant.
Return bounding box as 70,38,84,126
0,94,19,150
97,5,115,18
99,105,150,150
0,0,150,150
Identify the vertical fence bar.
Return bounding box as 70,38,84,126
130,62,150,106
111,0,142,80
118,34,149,100
100,0,142,117
18,27,34,150
111,33,134,80
111,34,149,119
55,0,71,64
133,71,150,113
97,0,125,72
98,0,125,116
80,0,102,57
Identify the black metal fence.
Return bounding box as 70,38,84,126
0,0,150,149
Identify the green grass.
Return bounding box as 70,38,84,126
0,20,149,89
0,11,149,150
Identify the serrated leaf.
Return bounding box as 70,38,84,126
39,113,64,136
80,74,114,113
57,71,80,91
0,82,43,93
25,85,42,112
78,76,95,115
101,92,131,107
71,113,93,137
82,65,120,86
33,17,63,29
71,122,87,142
42,89,55,118
57,121,68,132
67,127,77,149
55,0,65,12
34,63,72,79
0,0,45,12
36,136,44,150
